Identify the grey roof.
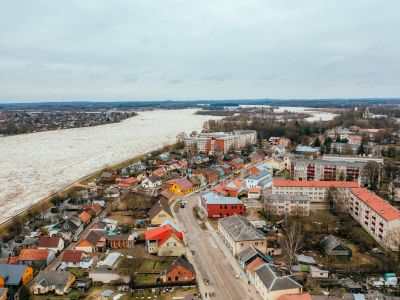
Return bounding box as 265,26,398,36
255,264,302,291
218,215,265,242
266,192,310,203
247,170,270,180
293,157,366,168
320,235,350,255
32,270,72,288
296,254,316,265
101,172,114,178
237,245,273,264
0,264,29,286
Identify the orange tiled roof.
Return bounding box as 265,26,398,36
248,187,261,193
277,294,312,300
18,249,50,261
351,188,400,222
76,240,92,247
79,211,92,223
246,257,264,275
273,180,359,188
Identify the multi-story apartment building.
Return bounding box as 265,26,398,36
272,180,359,209
185,130,257,154
322,154,384,164
349,188,400,249
290,157,368,183
264,192,310,216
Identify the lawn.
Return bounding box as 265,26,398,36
137,258,172,273
135,273,159,284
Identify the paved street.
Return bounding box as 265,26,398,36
173,191,260,300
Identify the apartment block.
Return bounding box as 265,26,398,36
264,192,310,216
185,130,257,154
272,180,359,209
349,188,400,249
290,157,368,183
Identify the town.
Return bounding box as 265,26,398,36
2,106,400,300
0,109,137,136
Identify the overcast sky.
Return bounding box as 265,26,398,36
0,0,399,103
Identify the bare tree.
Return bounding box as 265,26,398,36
283,220,303,270
326,187,347,214
386,228,400,265
363,161,380,190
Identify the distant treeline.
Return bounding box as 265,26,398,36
2,98,400,111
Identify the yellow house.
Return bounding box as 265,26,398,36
167,178,194,195
149,199,174,225
158,234,186,257
0,265,34,288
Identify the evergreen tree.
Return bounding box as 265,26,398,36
18,286,31,300
313,138,321,147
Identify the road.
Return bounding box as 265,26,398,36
173,191,260,300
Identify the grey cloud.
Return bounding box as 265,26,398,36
0,0,399,102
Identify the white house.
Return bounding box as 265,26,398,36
37,236,64,253
141,176,162,188
246,170,272,190
309,266,329,278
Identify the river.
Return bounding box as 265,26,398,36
0,109,219,224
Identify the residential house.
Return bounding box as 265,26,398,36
159,189,176,204
277,294,312,300
29,270,75,296
203,169,219,183
153,167,167,177
320,235,352,259
57,216,84,240
144,225,185,257
229,157,245,170
226,180,245,194
116,177,138,187
246,170,273,190
218,215,267,256
200,192,245,219
248,188,262,200
249,152,264,164
0,264,34,295
86,203,102,217
75,231,107,253
74,278,92,292
60,250,93,269
88,269,130,284
107,233,137,249
238,246,273,283
99,171,117,183
161,258,196,283
17,249,56,268
264,157,286,173
166,177,194,195
213,184,239,198
79,211,92,225
253,263,302,300
141,176,162,189
37,236,64,253
149,198,174,226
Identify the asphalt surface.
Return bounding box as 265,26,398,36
174,191,260,300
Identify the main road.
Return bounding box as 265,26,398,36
173,189,260,300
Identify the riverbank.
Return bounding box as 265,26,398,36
0,109,219,224
0,143,173,239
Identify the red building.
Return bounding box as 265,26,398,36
161,257,196,283
200,192,245,219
